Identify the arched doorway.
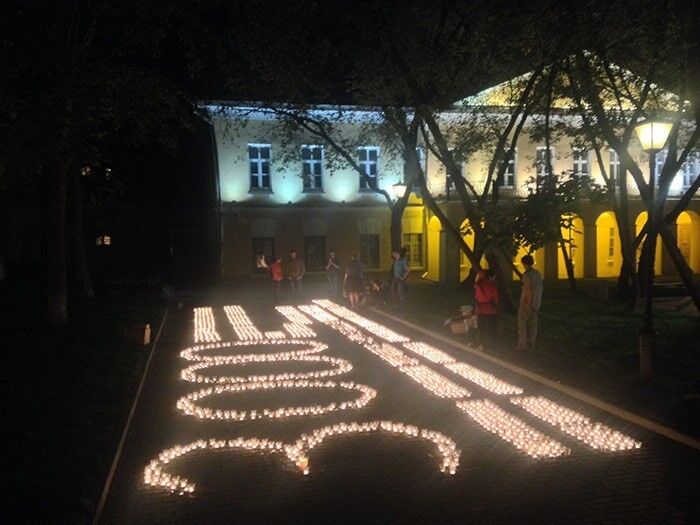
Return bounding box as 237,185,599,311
426,216,442,282
677,211,700,273
458,219,487,281
635,211,662,276
596,212,621,277
558,214,584,279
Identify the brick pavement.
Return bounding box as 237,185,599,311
99,285,700,524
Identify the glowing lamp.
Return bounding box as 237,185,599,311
634,119,672,152
392,181,407,200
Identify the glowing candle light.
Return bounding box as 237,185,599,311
445,363,523,395
456,399,570,459
509,396,642,451
398,365,471,399
193,307,221,343
176,380,377,421
402,342,456,364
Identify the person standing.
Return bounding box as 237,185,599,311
474,269,499,348
517,254,543,351
285,249,305,300
344,254,364,309
269,256,284,302
325,251,340,296
390,250,409,306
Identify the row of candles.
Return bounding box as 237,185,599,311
306,301,642,456
144,419,462,495
176,378,377,421
180,353,353,384
313,299,409,343
510,396,642,451
193,307,221,343
224,305,264,340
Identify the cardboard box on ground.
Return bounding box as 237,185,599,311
448,306,477,334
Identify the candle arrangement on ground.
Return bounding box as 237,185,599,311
144,420,461,494
510,396,641,451
456,399,570,458
193,307,221,343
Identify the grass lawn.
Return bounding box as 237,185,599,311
6,281,165,524
382,278,700,439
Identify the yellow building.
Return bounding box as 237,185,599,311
205,103,700,282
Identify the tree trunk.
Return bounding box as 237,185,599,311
389,201,405,252
41,159,70,328
558,232,577,291
71,171,95,299
657,219,700,314
486,251,516,314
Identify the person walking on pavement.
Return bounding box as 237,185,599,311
285,249,305,300
390,250,409,306
325,250,340,296
517,254,543,351
344,254,364,309
474,269,499,348
269,255,284,302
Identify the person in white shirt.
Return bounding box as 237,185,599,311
517,254,543,351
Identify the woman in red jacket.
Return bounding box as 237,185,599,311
474,269,499,348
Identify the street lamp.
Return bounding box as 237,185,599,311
633,118,672,377
392,181,407,200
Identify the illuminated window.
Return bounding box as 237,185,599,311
573,147,589,176
536,147,554,177
302,145,323,191
96,235,111,247
609,149,620,182
402,233,423,268
654,149,667,186
305,236,326,271
248,144,271,190
681,151,699,188
498,148,516,188
358,146,379,190
252,237,274,273
359,234,380,268
607,227,615,266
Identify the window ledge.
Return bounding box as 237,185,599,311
248,188,273,194
302,188,324,194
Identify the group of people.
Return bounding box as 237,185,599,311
462,254,543,352
265,248,411,308
267,249,306,301
330,249,410,309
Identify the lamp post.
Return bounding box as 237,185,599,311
633,118,672,377
392,181,407,200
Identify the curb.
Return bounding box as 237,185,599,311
92,303,170,525
372,307,700,451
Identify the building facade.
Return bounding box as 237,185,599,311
207,104,700,283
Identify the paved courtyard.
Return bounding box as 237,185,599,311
99,287,700,524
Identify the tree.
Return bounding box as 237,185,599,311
562,48,700,313
1,1,231,326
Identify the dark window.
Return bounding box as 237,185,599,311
304,236,326,271
358,146,379,190
359,234,380,268
402,233,423,267
252,237,274,273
